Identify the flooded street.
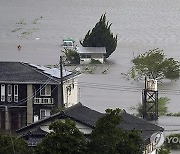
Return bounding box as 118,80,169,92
1,0,180,152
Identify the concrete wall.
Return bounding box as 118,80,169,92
80,53,104,64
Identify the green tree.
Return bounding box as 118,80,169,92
158,146,170,154
87,108,144,154
129,48,180,80
80,13,117,58
131,97,170,117
36,119,87,154
64,48,80,64
0,134,32,154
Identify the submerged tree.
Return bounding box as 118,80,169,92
64,48,80,64
130,97,170,117
87,108,144,154
80,13,117,58
127,48,180,81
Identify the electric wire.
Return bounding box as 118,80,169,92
73,81,180,95
1,63,180,135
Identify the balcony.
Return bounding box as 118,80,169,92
34,98,54,104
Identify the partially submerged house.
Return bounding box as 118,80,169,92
17,103,164,154
0,62,80,131
77,47,106,64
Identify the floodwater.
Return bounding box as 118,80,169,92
1,0,180,152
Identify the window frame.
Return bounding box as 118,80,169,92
40,109,50,119
1,84,5,102
14,85,18,102
7,85,12,102
40,85,51,96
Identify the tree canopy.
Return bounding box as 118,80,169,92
129,48,180,81
0,134,32,154
80,13,117,58
87,108,144,154
35,109,144,154
64,48,80,64
36,119,86,154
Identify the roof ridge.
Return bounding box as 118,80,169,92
63,102,83,112
122,112,164,130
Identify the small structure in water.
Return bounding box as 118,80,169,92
62,38,75,49
142,78,158,121
77,47,106,64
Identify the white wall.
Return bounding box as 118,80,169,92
80,53,104,64
63,77,79,107
76,122,93,134
39,119,92,135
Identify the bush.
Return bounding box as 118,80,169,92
64,49,80,64
90,59,102,64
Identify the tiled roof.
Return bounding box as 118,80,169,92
120,111,163,141
17,103,163,142
0,62,79,84
64,104,163,141
64,103,103,127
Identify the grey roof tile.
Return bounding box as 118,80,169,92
17,103,163,142
0,62,79,84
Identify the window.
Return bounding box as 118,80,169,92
81,55,86,58
40,85,51,96
63,41,73,47
40,109,50,119
87,54,91,58
1,84,5,102
81,54,91,58
14,85,18,102
7,85,12,102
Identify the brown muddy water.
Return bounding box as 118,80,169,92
1,0,180,152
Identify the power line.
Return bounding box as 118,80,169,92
74,81,180,95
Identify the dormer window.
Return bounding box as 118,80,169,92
40,85,51,96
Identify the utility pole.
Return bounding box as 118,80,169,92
60,56,64,107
